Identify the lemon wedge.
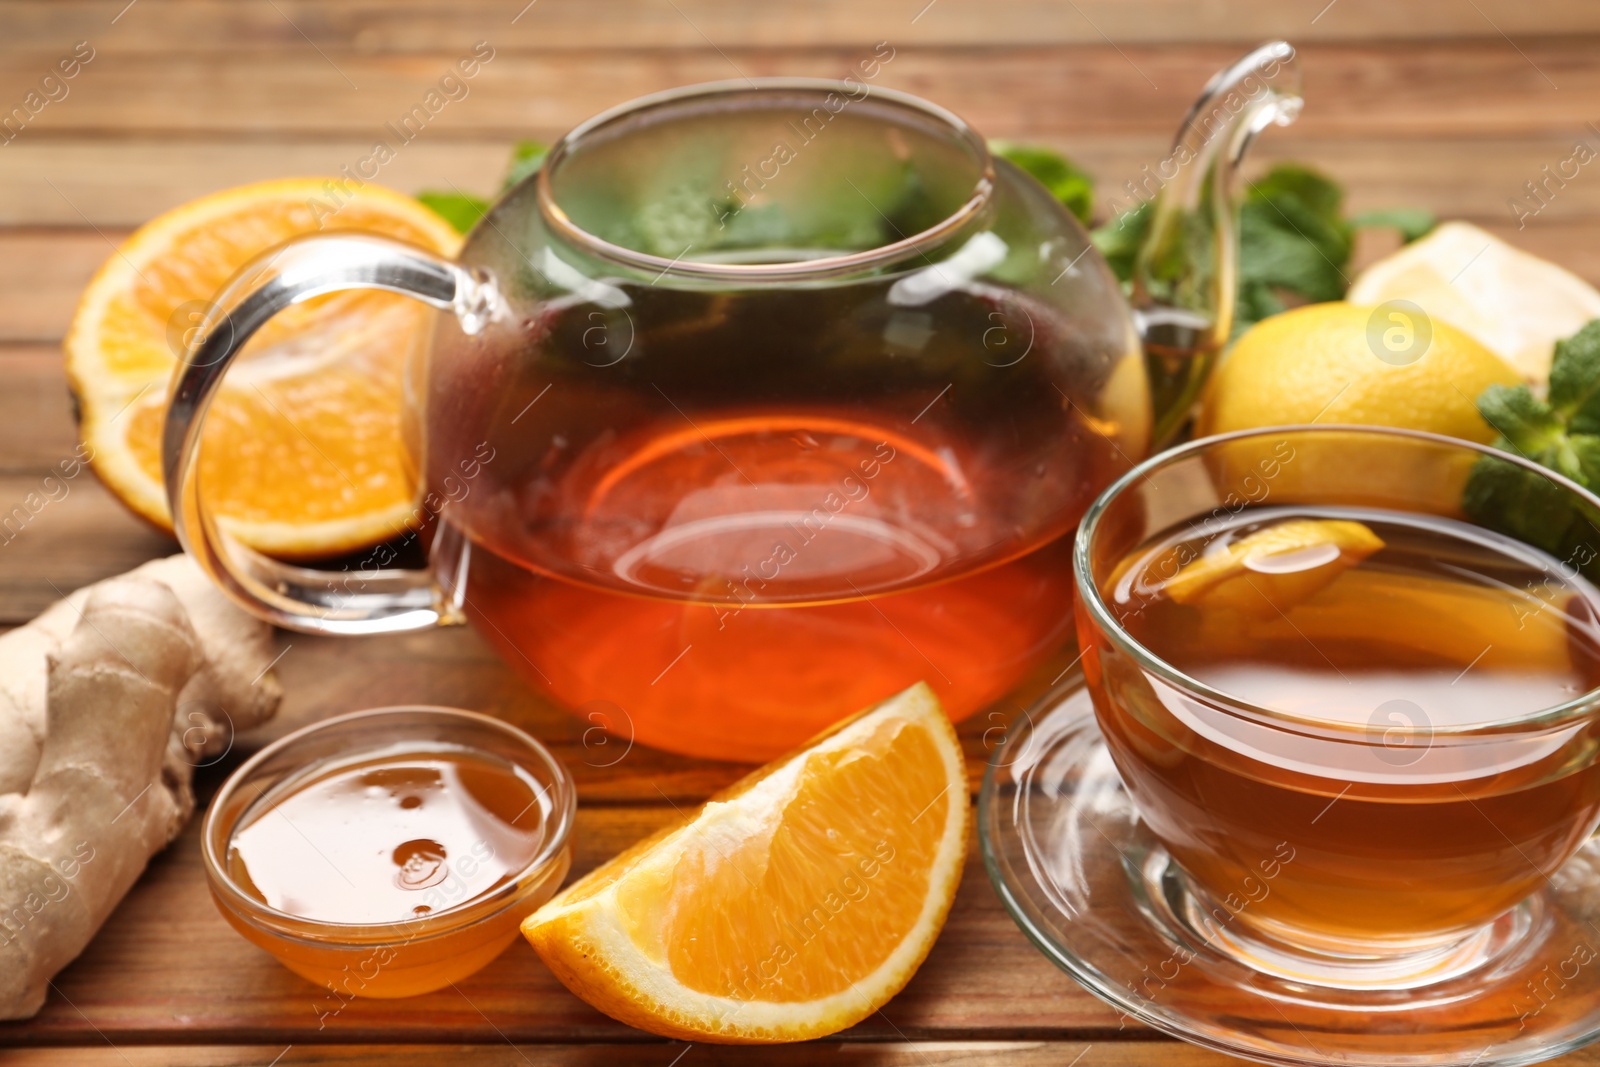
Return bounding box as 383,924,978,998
1348,221,1600,385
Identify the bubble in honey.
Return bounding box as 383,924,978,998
393,838,449,891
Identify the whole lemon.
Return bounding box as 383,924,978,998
1198,302,1521,443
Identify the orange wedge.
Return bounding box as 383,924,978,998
65,178,462,557
522,682,968,1043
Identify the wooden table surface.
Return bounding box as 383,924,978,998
4,2,1600,1064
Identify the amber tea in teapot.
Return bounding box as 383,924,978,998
456,286,1125,760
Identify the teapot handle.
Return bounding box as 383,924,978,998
1134,40,1303,445
162,233,501,634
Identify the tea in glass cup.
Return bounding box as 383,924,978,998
1074,427,1600,982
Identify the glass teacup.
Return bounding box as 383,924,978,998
1073,425,1600,983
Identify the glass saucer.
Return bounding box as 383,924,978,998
979,677,1600,1067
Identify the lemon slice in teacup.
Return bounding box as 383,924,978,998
1163,518,1385,618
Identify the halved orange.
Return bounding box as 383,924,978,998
65,178,462,558
522,682,968,1043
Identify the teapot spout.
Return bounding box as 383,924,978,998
1131,40,1303,445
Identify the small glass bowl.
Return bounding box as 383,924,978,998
201,706,575,998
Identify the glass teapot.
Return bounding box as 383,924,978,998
164,42,1301,761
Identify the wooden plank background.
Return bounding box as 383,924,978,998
3,2,1600,1065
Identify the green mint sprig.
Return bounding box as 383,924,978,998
1477,321,1600,481
998,147,1434,336
991,142,1095,226
1467,321,1600,570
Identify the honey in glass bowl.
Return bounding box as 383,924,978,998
203,707,575,999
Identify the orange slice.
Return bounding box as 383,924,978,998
522,682,968,1043
65,178,462,558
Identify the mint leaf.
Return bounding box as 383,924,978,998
1227,167,1436,333
994,154,1430,343
1351,207,1436,244
1087,163,1366,336
1236,279,1287,328
1246,165,1345,227
1569,433,1600,487
993,143,1094,225
502,139,549,192
1091,201,1150,284
1216,165,1353,335
1462,452,1600,569
1477,383,1563,456
1466,319,1600,577
1549,320,1600,432
416,191,490,234
1237,199,1348,304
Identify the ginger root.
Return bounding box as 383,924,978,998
0,555,282,1019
